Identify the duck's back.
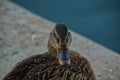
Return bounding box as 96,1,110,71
3,51,96,80
22,50,96,80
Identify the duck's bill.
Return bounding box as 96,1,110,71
58,48,70,66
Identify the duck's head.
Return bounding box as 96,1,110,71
48,24,72,66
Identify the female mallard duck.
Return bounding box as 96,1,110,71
3,24,96,80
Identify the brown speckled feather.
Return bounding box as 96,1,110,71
69,50,96,80
3,50,96,80
3,52,55,80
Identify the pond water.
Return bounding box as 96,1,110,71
11,0,120,54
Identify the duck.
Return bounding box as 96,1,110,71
3,24,96,80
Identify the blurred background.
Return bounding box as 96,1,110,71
11,0,120,53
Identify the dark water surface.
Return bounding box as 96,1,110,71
11,0,120,54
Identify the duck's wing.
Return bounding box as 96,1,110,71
69,51,96,80
3,52,49,80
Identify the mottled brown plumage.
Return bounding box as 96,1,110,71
3,24,96,80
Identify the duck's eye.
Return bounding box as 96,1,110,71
65,35,69,44
65,37,68,42
53,32,59,43
65,32,72,46
56,37,59,43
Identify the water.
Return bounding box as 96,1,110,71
11,0,120,54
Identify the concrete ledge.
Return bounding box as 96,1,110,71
0,0,120,80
